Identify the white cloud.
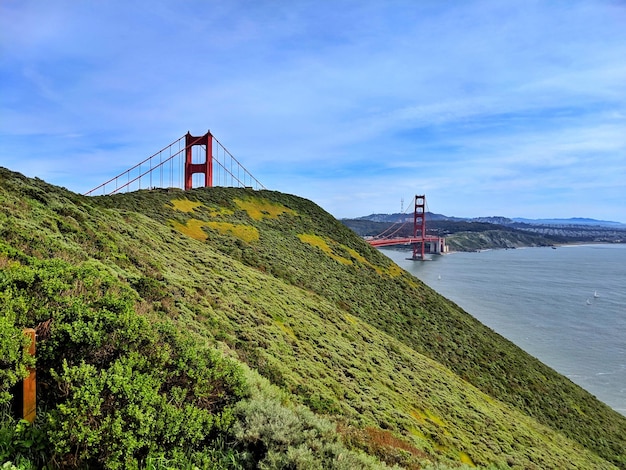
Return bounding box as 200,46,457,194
1,0,625,221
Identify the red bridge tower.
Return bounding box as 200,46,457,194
185,131,213,190
412,195,426,260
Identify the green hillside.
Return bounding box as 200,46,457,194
1,167,625,469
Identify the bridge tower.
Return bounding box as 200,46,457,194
185,131,213,190
412,195,426,260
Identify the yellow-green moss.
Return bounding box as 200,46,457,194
170,218,208,241
385,263,404,277
346,247,368,264
297,233,352,265
205,221,259,242
206,206,234,217
274,319,297,339
411,408,447,428
235,197,297,220
459,451,475,467
345,246,403,277
169,199,204,213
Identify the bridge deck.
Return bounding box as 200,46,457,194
366,236,441,247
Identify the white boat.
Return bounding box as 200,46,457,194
593,290,600,298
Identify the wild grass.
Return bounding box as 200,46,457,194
1,167,625,469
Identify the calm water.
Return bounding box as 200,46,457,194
381,244,626,415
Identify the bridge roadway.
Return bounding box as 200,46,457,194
366,236,441,248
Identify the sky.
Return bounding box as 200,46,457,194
1,1,625,221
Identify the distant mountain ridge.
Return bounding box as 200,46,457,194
511,217,626,227
355,212,462,223
345,212,626,250
355,213,625,228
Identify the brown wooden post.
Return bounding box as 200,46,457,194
16,328,37,423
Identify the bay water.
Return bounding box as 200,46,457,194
380,244,626,415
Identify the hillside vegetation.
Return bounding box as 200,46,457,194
1,167,625,469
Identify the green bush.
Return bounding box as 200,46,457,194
0,247,250,469
0,414,47,469
229,373,392,470
0,314,31,406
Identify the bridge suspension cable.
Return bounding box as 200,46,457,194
366,194,446,260
371,203,413,239
85,131,265,196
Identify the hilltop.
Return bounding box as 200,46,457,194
1,167,625,469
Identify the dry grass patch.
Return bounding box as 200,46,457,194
339,424,429,469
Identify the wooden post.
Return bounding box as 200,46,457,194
13,328,36,423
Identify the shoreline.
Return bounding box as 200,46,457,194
443,240,625,254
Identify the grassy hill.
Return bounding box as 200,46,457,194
1,167,625,469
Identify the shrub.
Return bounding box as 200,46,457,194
0,414,47,469
230,373,391,470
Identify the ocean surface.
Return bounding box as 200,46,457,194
380,244,626,416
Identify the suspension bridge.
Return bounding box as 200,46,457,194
365,195,447,260
85,131,444,259
85,131,265,196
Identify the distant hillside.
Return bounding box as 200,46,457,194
356,212,460,223
1,167,625,469
342,218,562,251
344,213,626,250
512,217,626,227
356,213,625,228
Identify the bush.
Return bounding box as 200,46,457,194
43,320,249,468
0,315,31,406
0,415,47,469
230,373,391,470
0,248,250,469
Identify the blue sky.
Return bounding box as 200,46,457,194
1,1,625,221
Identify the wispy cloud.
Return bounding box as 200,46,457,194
1,0,625,220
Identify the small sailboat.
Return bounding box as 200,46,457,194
586,298,592,306
593,290,600,298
